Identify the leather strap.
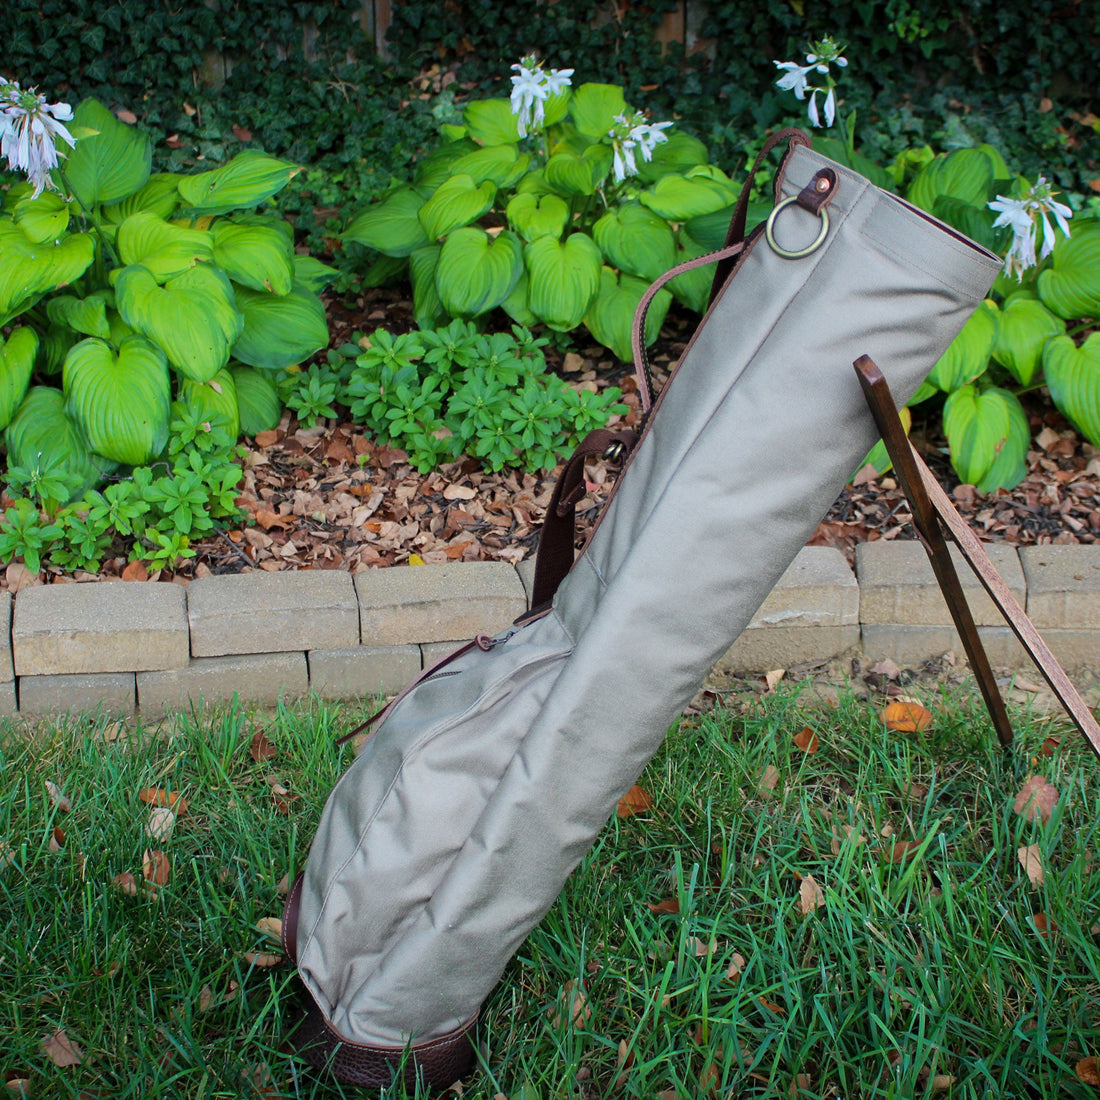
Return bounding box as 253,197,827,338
854,356,1100,761
530,427,637,609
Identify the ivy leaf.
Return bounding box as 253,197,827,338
1043,332,1100,447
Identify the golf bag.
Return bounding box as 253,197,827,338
282,131,1003,1086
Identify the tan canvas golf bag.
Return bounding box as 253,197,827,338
282,132,1003,1087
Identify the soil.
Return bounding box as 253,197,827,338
8,288,1100,592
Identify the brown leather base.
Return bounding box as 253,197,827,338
285,979,478,1089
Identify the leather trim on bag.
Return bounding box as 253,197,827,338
282,871,305,961
286,979,478,1088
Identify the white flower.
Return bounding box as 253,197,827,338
774,60,810,100
988,177,1073,279
509,56,572,138
629,119,672,162
0,79,76,197
607,111,672,182
806,86,837,128
774,36,847,130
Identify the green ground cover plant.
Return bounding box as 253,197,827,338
1,683,1097,1097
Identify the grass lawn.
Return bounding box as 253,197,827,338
1,682,1098,1098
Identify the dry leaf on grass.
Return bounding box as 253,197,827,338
250,729,278,762
113,871,158,900
256,917,284,942
758,764,781,796
1032,912,1057,939
3,1070,32,1097
883,700,933,732
792,726,819,753
764,669,786,692
550,979,591,1029
142,849,171,886
646,898,680,915
1018,844,1044,888
1076,1056,1100,1085
616,785,652,818
726,952,747,981
1014,776,1059,826
886,840,923,863
242,951,284,968
41,1030,83,1067
139,788,188,814
799,874,825,913
48,826,66,852
45,780,71,812
146,807,176,841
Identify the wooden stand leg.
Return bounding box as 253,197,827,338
854,356,1100,762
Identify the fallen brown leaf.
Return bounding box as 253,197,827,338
758,764,781,795
48,826,66,852
256,916,284,942
45,781,71,813
792,726,819,753
789,1073,812,1097
1017,844,1043,888
198,984,214,1013
250,728,277,762
1076,1056,1100,1085
617,784,652,818
146,807,176,841
113,871,158,900
886,840,922,863
1013,776,1059,826
883,700,933,732
3,1070,32,1097
40,1030,83,1067
139,788,189,814
550,979,591,1029
799,874,825,913
646,898,680,915
121,559,148,581
142,849,171,886
1032,912,1057,939
242,951,284,968
764,669,786,692
726,952,747,981
758,995,786,1013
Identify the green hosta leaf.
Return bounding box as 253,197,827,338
584,267,671,362
211,218,295,295
1043,332,1100,447
363,254,408,288
293,255,339,293
64,99,152,208
928,299,997,392
62,335,170,465
462,99,521,146
640,166,738,220
116,263,242,381
343,189,430,257
500,271,537,327
0,220,96,325
410,245,446,329
524,232,602,331
906,145,1009,214
593,203,675,282
568,83,627,138
414,140,480,191
515,168,555,197
101,173,183,224
46,293,111,340
635,130,708,184
231,283,328,370
6,386,100,492
685,201,771,250
1037,222,1100,320
544,147,611,197
930,195,996,251
0,328,38,430
993,296,1064,385
449,145,530,188
944,384,1029,490
176,151,299,215
117,210,214,282
418,175,496,241
667,228,711,314
13,191,71,243
230,364,282,435
180,368,239,440
436,228,523,317
506,193,570,242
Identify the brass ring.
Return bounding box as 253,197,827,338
765,196,830,258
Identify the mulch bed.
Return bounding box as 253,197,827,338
8,291,1099,590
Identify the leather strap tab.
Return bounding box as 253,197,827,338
796,167,839,215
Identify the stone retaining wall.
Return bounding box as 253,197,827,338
1,543,1098,720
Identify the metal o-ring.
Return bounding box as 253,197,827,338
765,196,830,258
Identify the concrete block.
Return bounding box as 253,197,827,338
1020,628,1100,672
0,592,12,682
12,582,188,676
188,572,358,657
860,623,1028,668
18,672,136,718
856,540,1025,627
748,547,858,628
421,640,475,668
308,645,420,700
137,652,308,716
0,680,16,718
1019,545,1100,630
714,625,859,675
356,562,526,646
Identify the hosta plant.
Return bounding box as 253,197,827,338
341,58,767,364
0,82,335,571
